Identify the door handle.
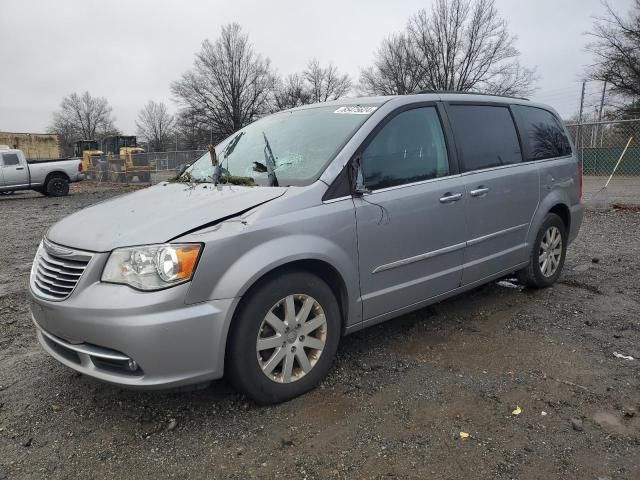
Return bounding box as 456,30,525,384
439,192,462,204
15,167,25,170
470,187,489,197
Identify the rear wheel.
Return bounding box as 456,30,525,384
517,213,567,288
45,175,69,197
226,271,341,404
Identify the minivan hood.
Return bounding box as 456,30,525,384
46,183,287,252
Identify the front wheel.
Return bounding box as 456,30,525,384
226,271,341,404
517,213,567,288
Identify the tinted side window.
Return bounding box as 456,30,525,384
2,153,20,166
448,105,522,171
512,105,572,160
362,107,449,190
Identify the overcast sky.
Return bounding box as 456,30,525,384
0,0,634,134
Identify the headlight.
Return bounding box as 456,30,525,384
102,243,202,291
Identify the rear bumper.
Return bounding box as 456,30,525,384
30,281,237,389
569,202,584,244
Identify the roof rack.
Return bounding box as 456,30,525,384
414,90,529,101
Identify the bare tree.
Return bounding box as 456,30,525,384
175,109,211,150
359,0,537,97
304,59,352,102
359,33,424,95
135,101,176,152
48,91,118,152
273,61,352,112
171,23,275,141
587,1,640,101
274,73,312,110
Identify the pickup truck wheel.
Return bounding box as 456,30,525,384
517,213,567,288
45,175,69,197
226,271,341,405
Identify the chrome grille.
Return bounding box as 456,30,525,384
30,240,92,301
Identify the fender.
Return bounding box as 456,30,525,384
202,233,361,325
526,183,572,248
182,192,363,327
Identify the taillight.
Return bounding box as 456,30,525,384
78,162,83,172
578,161,583,199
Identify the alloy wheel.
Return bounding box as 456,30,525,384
539,226,562,277
256,294,327,383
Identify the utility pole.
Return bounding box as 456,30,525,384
578,81,586,123
597,81,607,147
597,81,607,122
578,81,586,167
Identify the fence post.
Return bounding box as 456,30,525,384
578,82,586,174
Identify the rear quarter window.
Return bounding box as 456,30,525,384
447,105,522,172
512,105,572,161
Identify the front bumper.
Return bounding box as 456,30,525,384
30,281,237,389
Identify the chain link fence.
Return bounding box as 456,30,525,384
566,119,640,176
83,150,206,185
77,121,640,185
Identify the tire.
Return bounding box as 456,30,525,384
226,271,341,404
45,175,70,197
517,213,567,288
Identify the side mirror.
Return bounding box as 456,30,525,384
351,156,370,196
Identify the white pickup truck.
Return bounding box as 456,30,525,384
0,145,85,197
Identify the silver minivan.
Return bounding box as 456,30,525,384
29,93,583,404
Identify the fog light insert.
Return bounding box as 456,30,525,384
90,356,143,376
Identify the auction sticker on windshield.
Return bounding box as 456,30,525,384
333,106,378,115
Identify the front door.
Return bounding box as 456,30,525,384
1,151,29,187
354,105,468,321
445,103,539,285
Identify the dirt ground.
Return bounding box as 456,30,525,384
1,183,639,479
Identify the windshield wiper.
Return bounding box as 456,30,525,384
222,131,244,158
262,132,278,187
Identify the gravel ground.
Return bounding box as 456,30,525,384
1,183,639,479
583,176,640,206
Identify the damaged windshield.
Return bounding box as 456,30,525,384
182,104,380,186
